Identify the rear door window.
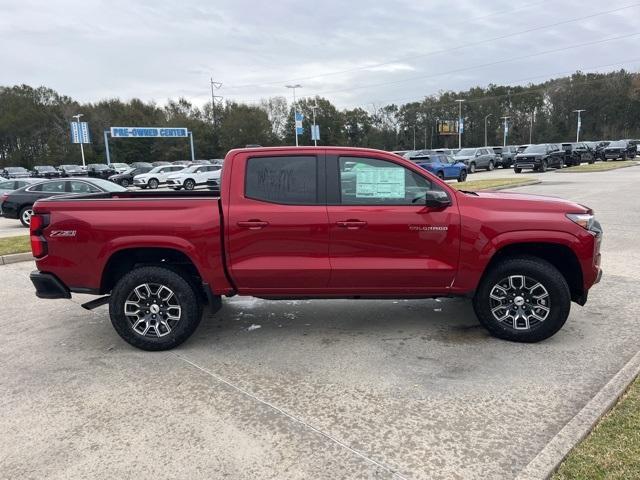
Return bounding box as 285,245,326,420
245,156,317,204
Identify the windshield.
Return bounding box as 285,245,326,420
61,165,81,170
148,166,166,173
6,167,28,172
523,144,547,153
456,148,476,156
180,165,200,173
36,166,55,171
90,164,110,170
608,140,626,147
112,163,128,168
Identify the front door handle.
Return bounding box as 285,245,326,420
336,220,368,229
237,220,269,230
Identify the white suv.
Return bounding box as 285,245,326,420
133,165,186,189
166,165,222,190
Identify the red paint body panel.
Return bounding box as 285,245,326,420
32,146,601,301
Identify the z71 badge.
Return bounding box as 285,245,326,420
49,230,77,238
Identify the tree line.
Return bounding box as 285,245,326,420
1,69,639,168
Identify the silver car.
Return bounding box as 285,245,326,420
453,147,498,173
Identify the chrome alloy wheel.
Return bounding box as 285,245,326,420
124,283,182,337
488,275,550,331
22,208,33,226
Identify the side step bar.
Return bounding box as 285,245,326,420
81,296,110,310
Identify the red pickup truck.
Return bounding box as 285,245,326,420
28,147,602,350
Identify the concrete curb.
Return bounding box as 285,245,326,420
555,161,639,173
0,252,33,265
516,349,640,480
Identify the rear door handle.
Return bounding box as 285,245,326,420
237,220,269,230
336,220,367,229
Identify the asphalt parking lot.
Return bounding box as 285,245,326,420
2,165,639,480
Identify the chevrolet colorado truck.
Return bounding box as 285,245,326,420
28,147,602,351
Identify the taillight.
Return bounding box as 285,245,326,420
30,213,49,258
0,192,8,203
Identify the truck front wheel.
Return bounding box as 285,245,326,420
109,266,203,351
472,256,570,343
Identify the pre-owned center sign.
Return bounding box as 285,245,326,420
110,127,188,138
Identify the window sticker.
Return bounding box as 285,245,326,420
355,167,405,198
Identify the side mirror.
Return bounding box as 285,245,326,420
475,152,481,157
424,189,451,208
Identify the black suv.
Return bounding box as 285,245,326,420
58,164,87,177
584,141,608,162
87,163,117,179
31,165,61,178
490,145,518,168
559,143,595,166
604,140,637,160
514,144,564,173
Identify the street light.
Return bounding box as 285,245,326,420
484,114,492,147
501,116,510,147
455,99,465,149
72,113,86,167
573,109,586,142
286,84,302,146
311,100,319,147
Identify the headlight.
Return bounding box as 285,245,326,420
566,213,595,230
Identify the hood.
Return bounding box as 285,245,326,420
516,152,543,158
454,155,472,161
459,190,590,214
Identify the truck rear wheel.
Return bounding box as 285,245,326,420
472,256,570,343
109,266,203,351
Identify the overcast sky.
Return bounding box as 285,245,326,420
1,0,639,110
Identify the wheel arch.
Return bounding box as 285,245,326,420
480,241,584,304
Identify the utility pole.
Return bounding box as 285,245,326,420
484,113,492,146
573,109,586,142
455,99,465,149
210,77,222,126
286,84,302,146
413,125,416,150
529,109,535,144
424,127,427,149
311,100,319,147
72,113,86,167
501,116,510,147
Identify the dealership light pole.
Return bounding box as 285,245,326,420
529,109,535,144
573,109,586,142
455,99,465,149
72,113,86,167
286,84,302,146
311,100,319,147
210,77,222,126
484,114,492,146
501,116,510,147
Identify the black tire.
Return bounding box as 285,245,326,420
437,171,445,180
514,167,522,173
120,179,130,188
184,179,196,190
469,162,476,174
457,169,468,182
148,178,159,189
540,159,548,172
109,266,203,351
473,256,570,343
19,205,33,228
487,160,495,171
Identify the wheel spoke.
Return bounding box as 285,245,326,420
489,274,551,331
124,282,181,338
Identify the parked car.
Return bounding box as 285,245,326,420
28,146,602,351
0,178,126,227
109,165,154,187
514,144,564,172
133,165,186,189
58,164,87,177
172,160,192,167
190,160,212,165
516,144,533,154
110,162,130,174
31,166,61,178
559,143,594,166
151,161,172,167
490,145,518,168
1,167,32,178
166,164,222,190
583,141,607,162
603,140,637,160
0,178,42,195
87,163,117,179
410,152,468,181
453,147,498,173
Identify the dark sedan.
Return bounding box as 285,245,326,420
0,178,126,227
603,140,637,160
1,167,32,178
87,163,117,179
32,165,61,178
108,164,153,187
58,164,88,177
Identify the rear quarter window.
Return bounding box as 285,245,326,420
245,156,317,204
